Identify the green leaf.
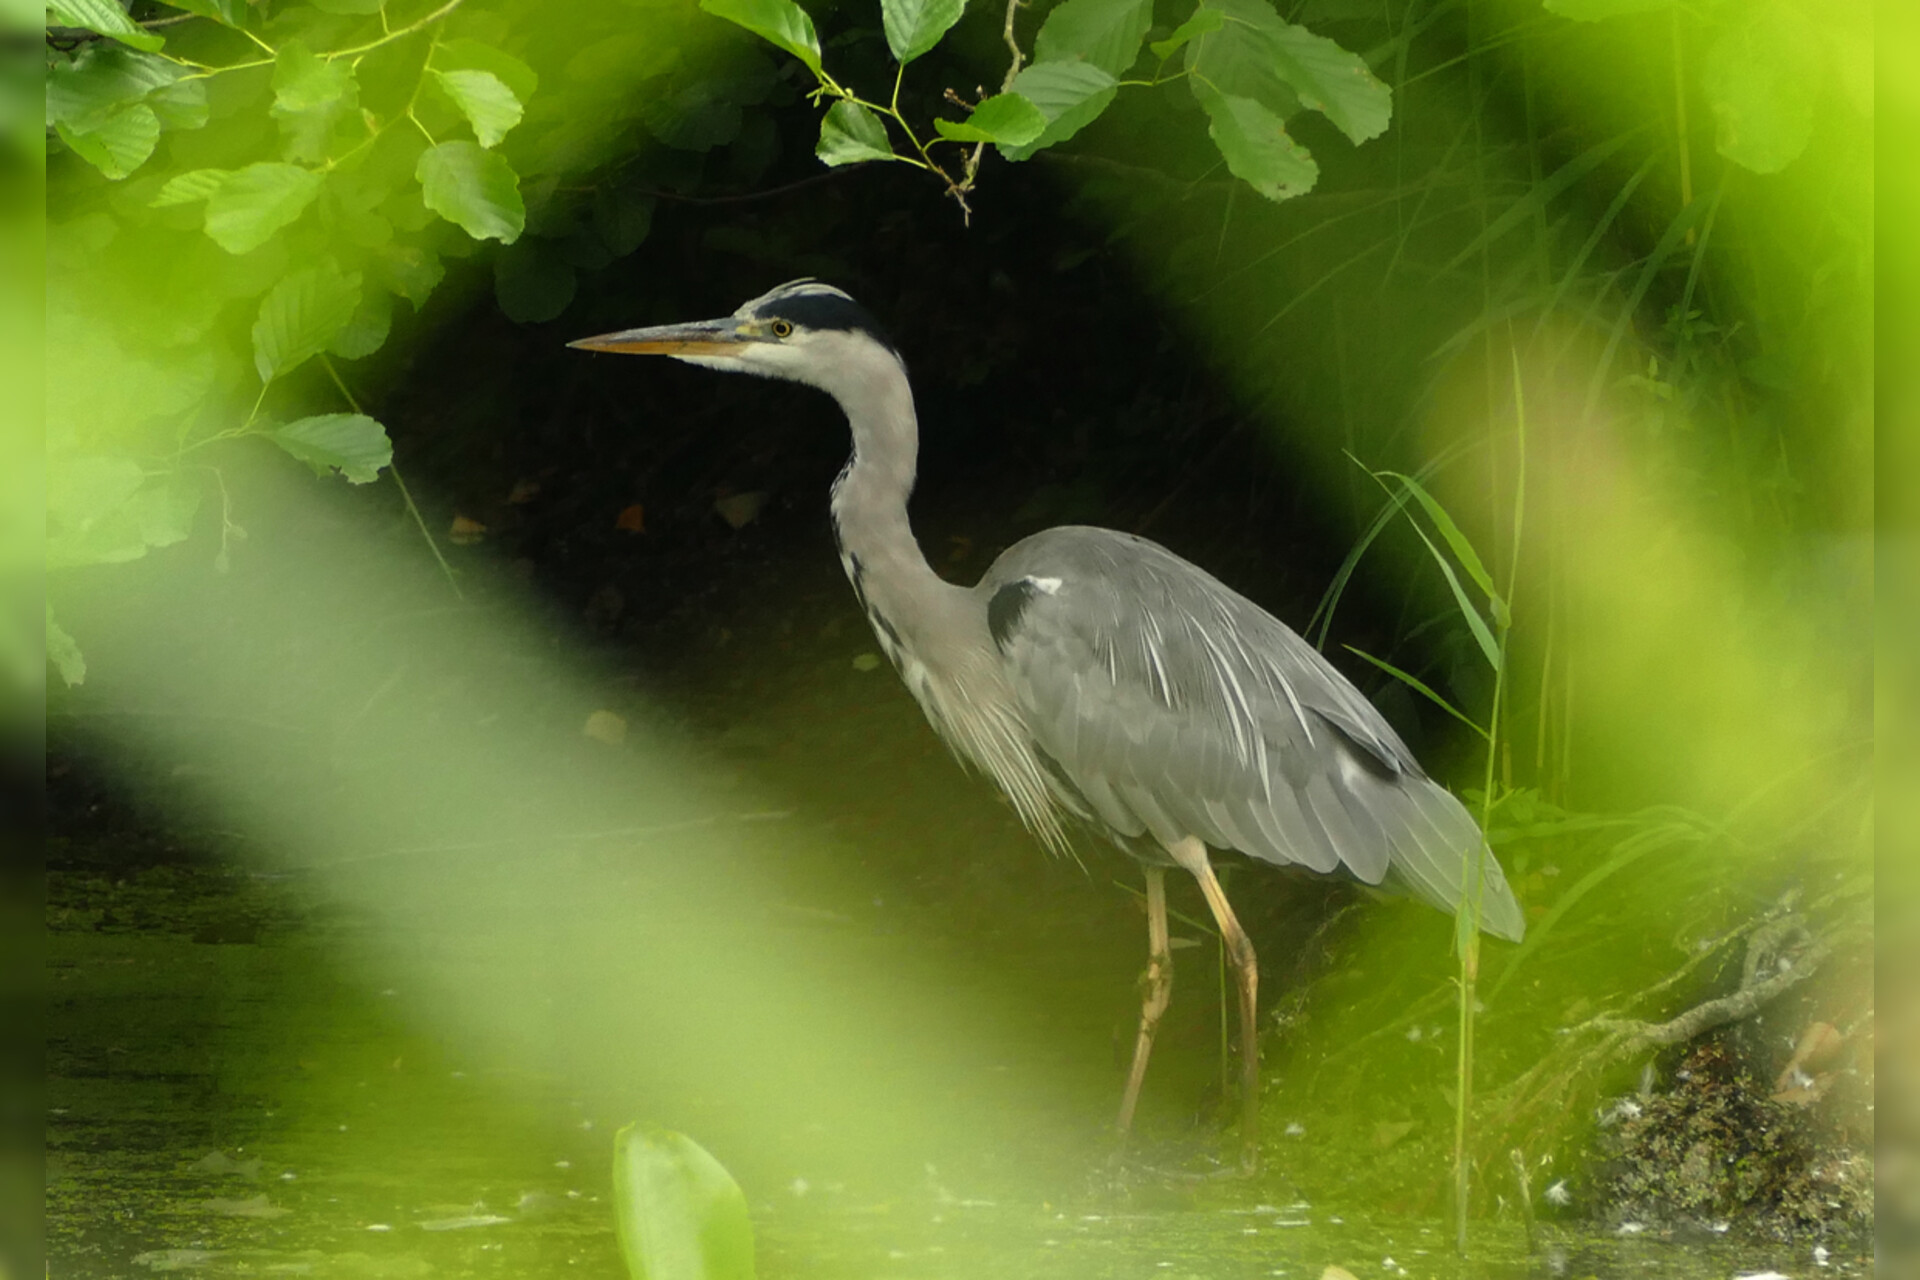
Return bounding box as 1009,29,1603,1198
882,0,965,65
47,455,144,537
203,162,324,253
1150,8,1222,59
46,462,201,569
613,1128,755,1280
1189,0,1389,144
372,242,445,308
1702,8,1815,175
45,43,179,129
252,260,362,381
1033,0,1154,76
432,68,523,149
699,0,823,74
310,0,385,13
1541,0,1670,18
592,188,655,257
416,141,525,244
267,414,393,483
433,39,540,104
150,167,231,206
47,607,87,688
163,0,248,27
1195,87,1317,201
55,103,159,179
329,291,392,360
48,0,164,51
272,39,360,162
998,61,1117,160
816,100,893,165
933,92,1046,145
494,241,577,323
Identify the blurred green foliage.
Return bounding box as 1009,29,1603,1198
613,1127,756,1280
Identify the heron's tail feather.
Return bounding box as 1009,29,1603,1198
1359,776,1526,942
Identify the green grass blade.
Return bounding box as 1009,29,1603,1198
1344,645,1490,740
1374,469,1503,619
1438,130,1637,277
1409,520,1501,671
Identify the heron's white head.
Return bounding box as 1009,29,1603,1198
569,279,904,401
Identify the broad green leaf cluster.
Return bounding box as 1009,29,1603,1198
44,0,680,684
696,0,1392,217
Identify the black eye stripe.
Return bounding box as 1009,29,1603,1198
754,289,897,354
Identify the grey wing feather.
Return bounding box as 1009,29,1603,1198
981,526,1524,942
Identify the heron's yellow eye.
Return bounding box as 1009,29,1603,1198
770,319,794,338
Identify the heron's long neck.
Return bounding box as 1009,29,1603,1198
821,354,968,660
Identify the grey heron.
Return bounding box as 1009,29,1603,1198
572,279,1525,1168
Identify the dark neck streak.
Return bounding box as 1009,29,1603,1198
823,358,971,676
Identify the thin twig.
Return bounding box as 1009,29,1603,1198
320,355,464,603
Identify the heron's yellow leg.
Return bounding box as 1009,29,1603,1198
1115,866,1172,1135
1167,835,1261,1171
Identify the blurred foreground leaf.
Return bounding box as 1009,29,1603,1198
613,1127,755,1280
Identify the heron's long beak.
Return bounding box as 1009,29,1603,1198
567,317,747,356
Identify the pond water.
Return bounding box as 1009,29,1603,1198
45,858,1858,1280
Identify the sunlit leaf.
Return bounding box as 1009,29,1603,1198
1702,8,1815,175
1195,87,1317,201
252,260,362,381
1033,0,1153,76
45,43,178,128
150,168,231,207
434,39,540,104
272,39,359,162
933,93,1046,145
816,100,893,165
203,162,324,254
998,61,1117,160
1188,0,1390,145
267,414,393,484
1150,8,1222,59
433,69,523,148
416,141,525,244
882,0,964,65
55,103,159,179
613,1127,755,1280
699,0,822,74
47,0,164,51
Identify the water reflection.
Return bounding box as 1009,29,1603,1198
47,866,1857,1279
